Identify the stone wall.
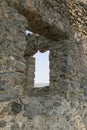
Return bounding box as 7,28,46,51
25,56,35,88
0,0,87,130
0,0,27,91
25,33,87,98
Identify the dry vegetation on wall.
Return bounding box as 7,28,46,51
67,0,87,37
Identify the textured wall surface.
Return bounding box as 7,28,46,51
0,0,27,93
0,0,87,130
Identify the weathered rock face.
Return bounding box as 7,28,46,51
0,0,27,92
13,0,70,40
0,95,87,130
0,0,87,130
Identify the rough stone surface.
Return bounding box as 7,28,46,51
0,0,87,130
25,56,35,88
11,101,22,114
0,120,6,128
0,85,6,91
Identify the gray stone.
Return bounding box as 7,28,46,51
24,101,43,119
84,88,87,97
11,124,20,130
0,120,6,128
0,84,6,91
11,101,22,114
0,94,11,102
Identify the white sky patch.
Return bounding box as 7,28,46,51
25,30,33,35
33,51,50,84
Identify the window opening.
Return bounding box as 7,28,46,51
33,51,50,87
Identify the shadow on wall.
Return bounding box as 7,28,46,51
25,30,50,88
